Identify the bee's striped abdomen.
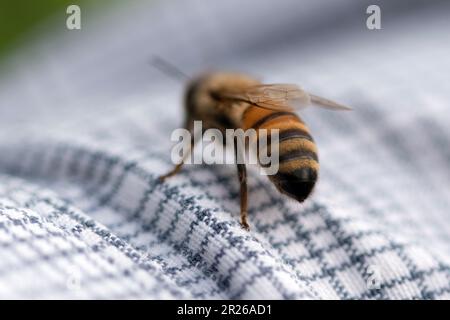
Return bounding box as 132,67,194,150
242,107,319,202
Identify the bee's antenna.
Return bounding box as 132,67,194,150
151,55,189,82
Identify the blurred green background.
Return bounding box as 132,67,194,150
0,0,122,60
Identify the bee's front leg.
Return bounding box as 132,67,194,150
158,162,186,182
159,120,196,182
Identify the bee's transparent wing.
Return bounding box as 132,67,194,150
216,84,351,112
309,94,352,111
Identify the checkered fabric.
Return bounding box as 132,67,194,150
0,0,449,299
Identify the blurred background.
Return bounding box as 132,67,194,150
1,0,449,124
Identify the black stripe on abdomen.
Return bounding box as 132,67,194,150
251,111,299,129
279,149,318,162
259,128,314,149
279,128,313,142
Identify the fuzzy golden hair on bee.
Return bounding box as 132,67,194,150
156,66,351,231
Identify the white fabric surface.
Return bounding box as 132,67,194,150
0,0,449,299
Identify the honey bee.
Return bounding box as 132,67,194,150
158,72,350,230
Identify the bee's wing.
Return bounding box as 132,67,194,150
309,93,352,111
216,84,351,112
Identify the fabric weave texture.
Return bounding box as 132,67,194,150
0,0,449,299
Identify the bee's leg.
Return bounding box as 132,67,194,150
236,162,249,230
158,160,187,182
158,120,196,182
158,136,195,181
234,139,249,231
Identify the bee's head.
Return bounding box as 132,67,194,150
185,72,259,115
185,76,203,116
